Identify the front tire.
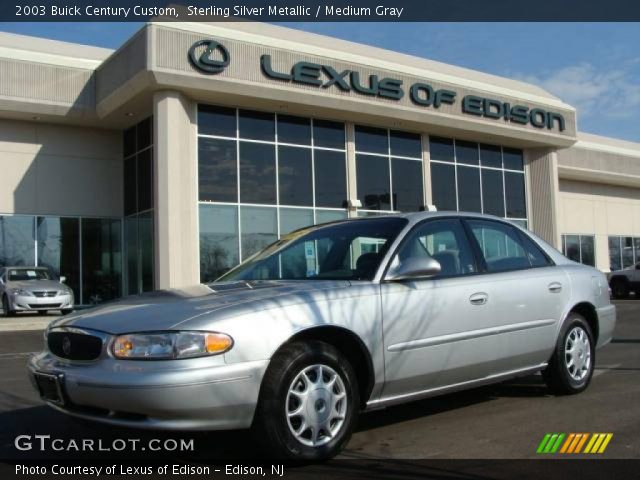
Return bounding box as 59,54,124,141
543,313,595,395
60,309,74,315
2,295,15,317
253,341,359,460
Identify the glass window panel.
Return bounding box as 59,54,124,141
429,136,454,162
357,211,387,217
136,117,152,150
125,216,138,295
510,219,528,229
356,154,391,210
314,150,347,209
277,114,311,145
239,109,275,141
280,208,314,234
635,238,640,263
139,212,154,293
392,158,424,212
355,125,388,154
316,210,348,224
123,126,136,158
563,235,581,262
36,217,80,299
124,155,137,216
137,148,153,212
468,219,531,272
241,207,277,260
456,166,482,213
278,146,313,206
198,105,236,138
239,142,276,204
580,236,595,267
608,236,621,271
82,218,122,304
390,130,422,158
503,147,524,171
199,204,239,282
480,143,502,168
395,218,476,277
456,140,479,165
198,138,237,203
482,169,505,217
622,236,635,268
0,216,35,268
313,119,345,149
504,171,526,218
430,163,457,211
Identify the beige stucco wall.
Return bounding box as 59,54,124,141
558,179,640,271
0,118,123,218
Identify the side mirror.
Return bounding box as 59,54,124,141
386,256,441,281
59,276,66,283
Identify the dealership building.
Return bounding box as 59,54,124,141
0,21,639,305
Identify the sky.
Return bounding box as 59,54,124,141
0,22,639,142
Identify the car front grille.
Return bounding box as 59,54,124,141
48,331,104,361
33,291,59,298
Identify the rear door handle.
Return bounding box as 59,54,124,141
548,282,563,293
469,292,488,305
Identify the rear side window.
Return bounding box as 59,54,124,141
467,219,551,272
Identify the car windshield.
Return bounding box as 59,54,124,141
7,269,51,281
218,217,408,282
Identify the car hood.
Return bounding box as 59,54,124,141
7,279,65,291
50,280,352,334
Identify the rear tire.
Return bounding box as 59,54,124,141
253,341,359,460
2,295,15,317
543,313,595,395
611,278,629,299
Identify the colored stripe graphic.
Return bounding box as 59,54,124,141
537,433,565,454
585,433,614,453
538,433,613,454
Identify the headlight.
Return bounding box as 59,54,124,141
11,288,34,296
111,331,233,359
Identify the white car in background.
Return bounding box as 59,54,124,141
0,266,74,316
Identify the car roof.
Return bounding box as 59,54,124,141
2,266,46,270
327,211,518,225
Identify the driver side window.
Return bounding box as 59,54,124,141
395,219,477,278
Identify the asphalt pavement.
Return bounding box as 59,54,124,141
0,301,637,461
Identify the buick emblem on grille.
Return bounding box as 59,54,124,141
62,336,71,356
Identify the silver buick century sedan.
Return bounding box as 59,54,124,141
28,212,616,460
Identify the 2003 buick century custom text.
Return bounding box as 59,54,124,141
28,212,616,460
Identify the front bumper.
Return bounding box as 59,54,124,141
28,351,268,431
12,293,73,311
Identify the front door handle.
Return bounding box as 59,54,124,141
548,282,563,293
469,292,488,305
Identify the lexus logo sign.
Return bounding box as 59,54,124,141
62,336,71,356
188,39,230,74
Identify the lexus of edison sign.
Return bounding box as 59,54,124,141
188,38,566,132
